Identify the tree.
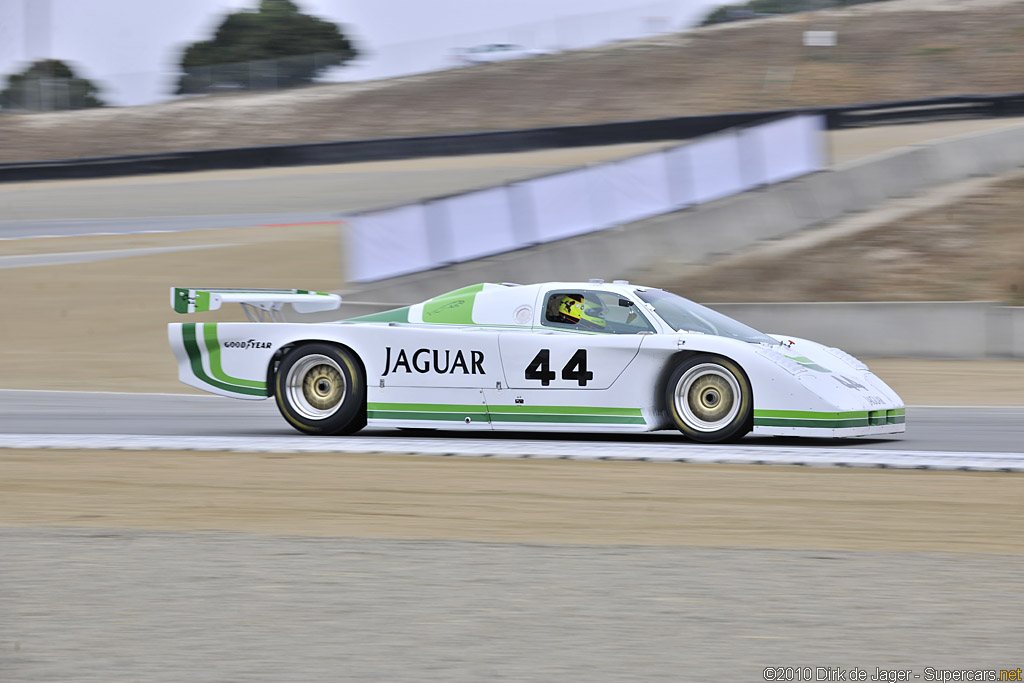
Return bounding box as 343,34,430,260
0,59,105,111
699,0,889,25
175,0,358,94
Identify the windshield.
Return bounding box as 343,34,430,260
635,289,778,345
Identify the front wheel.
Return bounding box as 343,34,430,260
274,343,366,435
665,355,752,443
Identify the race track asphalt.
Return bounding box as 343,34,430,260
5,389,1023,455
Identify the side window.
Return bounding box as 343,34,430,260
541,290,655,334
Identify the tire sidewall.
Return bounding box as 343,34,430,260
666,354,752,443
274,343,366,435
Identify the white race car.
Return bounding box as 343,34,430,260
168,281,905,443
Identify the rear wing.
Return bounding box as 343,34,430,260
170,287,341,322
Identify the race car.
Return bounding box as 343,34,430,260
168,281,905,443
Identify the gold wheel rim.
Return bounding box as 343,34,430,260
286,354,347,420
674,363,741,433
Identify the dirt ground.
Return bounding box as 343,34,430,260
2,450,1021,554
655,169,1024,304
2,0,1024,163
0,223,343,393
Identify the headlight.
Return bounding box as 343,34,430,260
823,346,869,372
753,345,808,376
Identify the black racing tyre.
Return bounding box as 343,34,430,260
665,355,752,443
273,343,366,436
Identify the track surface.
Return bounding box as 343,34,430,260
6,390,1023,454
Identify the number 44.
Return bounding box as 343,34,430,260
525,349,593,387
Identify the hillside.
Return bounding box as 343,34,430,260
1,0,1024,163
650,170,1024,304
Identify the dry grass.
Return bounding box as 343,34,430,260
2,0,1024,162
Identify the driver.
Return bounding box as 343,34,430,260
556,294,606,331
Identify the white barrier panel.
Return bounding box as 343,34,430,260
685,131,746,204
348,203,433,282
347,115,826,282
664,145,697,209
507,182,540,246
738,125,768,187
604,152,674,224
742,114,825,186
524,167,606,242
435,186,524,263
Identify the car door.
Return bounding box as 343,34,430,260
496,287,655,391
486,288,654,430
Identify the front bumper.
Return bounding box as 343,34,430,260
751,407,906,438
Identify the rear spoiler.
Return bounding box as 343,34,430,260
170,287,341,321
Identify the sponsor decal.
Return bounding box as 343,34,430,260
425,298,467,316
223,339,273,350
381,347,485,376
834,374,868,391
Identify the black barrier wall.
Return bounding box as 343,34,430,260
2,92,1023,183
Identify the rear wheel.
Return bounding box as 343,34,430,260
274,343,366,435
665,355,751,443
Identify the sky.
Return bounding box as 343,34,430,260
0,0,722,106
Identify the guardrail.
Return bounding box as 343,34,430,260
0,110,776,183
823,93,1024,129
2,92,1022,183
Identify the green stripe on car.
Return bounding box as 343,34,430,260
489,413,645,425
201,323,266,389
346,306,412,323
754,417,871,428
420,284,485,325
367,411,489,422
753,408,904,429
172,288,192,314
754,409,869,420
367,402,645,425
181,323,265,397
368,402,642,416
783,355,832,372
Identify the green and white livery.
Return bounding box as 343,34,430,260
168,281,905,442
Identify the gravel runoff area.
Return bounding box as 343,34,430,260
2,0,1024,163
3,527,1023,683
2,450,1023,682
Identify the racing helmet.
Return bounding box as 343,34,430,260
558,294,606,330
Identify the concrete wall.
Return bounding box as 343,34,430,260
711,302,1024,359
